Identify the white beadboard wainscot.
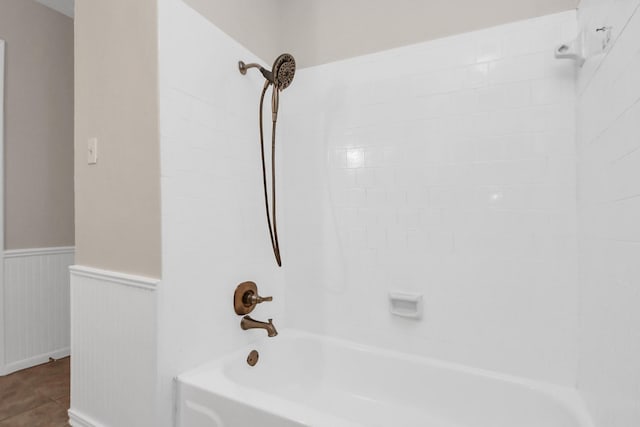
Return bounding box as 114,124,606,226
1,247,74,375
69,266,159,427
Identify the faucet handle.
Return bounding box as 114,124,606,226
249,294,272,305
234,281,273,315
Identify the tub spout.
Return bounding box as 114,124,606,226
241,315,278,337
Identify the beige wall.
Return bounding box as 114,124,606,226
279,0,580,67
185,0,578,68
0,0,74,250
75,0,161,278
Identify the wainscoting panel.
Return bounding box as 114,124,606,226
1,247,74,375
69,266,158,427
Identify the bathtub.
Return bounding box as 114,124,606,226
176,330,593,427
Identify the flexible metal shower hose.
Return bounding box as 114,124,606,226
259,81,282,266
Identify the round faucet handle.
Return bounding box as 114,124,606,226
234,281,273,315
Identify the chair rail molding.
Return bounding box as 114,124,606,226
69,265,160,291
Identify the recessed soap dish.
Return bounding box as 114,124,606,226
389,292,423,320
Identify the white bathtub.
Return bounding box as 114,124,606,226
176,330,593,427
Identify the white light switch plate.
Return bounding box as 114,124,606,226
88,137,98,165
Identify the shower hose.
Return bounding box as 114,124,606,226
259,81,282,266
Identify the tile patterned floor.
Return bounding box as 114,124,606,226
0,358,70,426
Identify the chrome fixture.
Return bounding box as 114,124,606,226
238,53,297,267
241,316,278,337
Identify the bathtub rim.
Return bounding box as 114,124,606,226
177,328,594,427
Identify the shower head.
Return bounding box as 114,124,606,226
238,53,296,90
270,53,295,123
238,54,296,267
238,53,296,123
272,53,296,90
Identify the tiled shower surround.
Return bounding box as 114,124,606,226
283,11,578,385
68,1,639,426
577,0,640,425
156,1,287,425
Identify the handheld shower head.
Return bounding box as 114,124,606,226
238,53,296,267
270,54,295,122
238,53,296,90
239,54,296,123
272,53,296,90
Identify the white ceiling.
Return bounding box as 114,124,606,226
35,0,74,18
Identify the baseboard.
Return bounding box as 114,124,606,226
0,347,70,376
68,409,105,427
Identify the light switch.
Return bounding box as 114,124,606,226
88,137,98,165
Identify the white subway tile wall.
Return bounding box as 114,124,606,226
70,1,640,425
282,11,578,386
576,1,640,426
156,1,287,426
